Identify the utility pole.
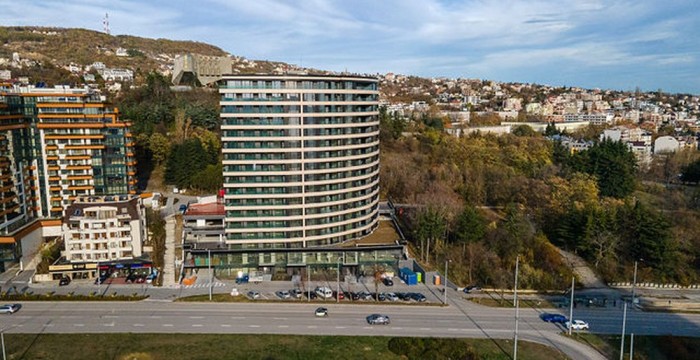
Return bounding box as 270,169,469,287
337,255,341,303
444,259,449,305
631,260,638,307
307,265,310,302
629,333,634,360
208,249,212,301
1,330,6,360
569,276,575,336
619,302,627,360
513,255,519,360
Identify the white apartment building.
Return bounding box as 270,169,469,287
62,196,146,263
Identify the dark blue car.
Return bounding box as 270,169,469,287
540,313,568,323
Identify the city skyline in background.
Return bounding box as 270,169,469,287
0,0,698,94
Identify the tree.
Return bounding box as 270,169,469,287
544,122,559,136
511,124,537,137
148,132,171,165
573,138,637,198
681,159,700,184
413,206,447,264
453,206,486,283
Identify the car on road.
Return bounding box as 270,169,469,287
383,278,394,286
463,285,482,293
247,290,261,300
315,307,328,317
276,290,291,299
540,313,568,324
59,276,71,286
566,319,590,330
0,304,21,314
366,314,390,325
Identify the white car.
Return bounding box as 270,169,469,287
315,286,333,299
314,307,328,317
566,319,590,330
0,304,21,314
385,292,399,302
276,290,291,299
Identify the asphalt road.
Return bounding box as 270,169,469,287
0,299,612,360
3,280,700,359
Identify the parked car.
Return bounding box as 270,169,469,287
247,290,261,300
306,291,317,300
315,307,328,317
409,293,427,302
566,319,590,330
366,314,391,325
290,288,303,299
383,278,394,286
315,286,333,299
276,290,291,299
385,292,399,302
0,304,21,314
359,291,373,300
540,313,568,324
59,277,71,286
333,290,345,300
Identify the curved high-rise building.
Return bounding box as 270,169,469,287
220,75,380,249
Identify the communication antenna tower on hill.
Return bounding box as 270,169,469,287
103,13,110,35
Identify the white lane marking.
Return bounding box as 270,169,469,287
230,317,245,320
393,327,403,330
150,316,162,319
419,328,431,331
104,315,118,319
363,327,371,329
249,325,260,328
103,323,114,327
74,324,84,327
163,324,173,327
273,317,287,320
278,325,289,328
192,324,203,327
221,324,231,328
307,325,317,329
189,316,204,319
134,324,144,327
335,326,346,329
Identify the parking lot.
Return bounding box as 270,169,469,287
231,276,444,304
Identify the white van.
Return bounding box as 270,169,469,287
315,286,333,299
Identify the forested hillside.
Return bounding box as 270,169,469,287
380,113,700,289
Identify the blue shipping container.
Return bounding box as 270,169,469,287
400,267,417,285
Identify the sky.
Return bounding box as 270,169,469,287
1,0,698,94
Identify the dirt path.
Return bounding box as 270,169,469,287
558,249,607,288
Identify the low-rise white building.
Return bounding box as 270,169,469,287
654,135,681,154
100,68,134,82
62,196,147,263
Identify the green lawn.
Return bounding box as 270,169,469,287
5,334,569,360
569,333,700,360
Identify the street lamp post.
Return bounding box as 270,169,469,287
631,260,638,307
337,255,341,303
568,276,575,336
513,255,520,360
208,249,212,301
1,330,6,360
619,302,628,360
443,259,449,305
307,265,310,302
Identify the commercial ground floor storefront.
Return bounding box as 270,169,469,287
48,259,154,281
182,245,404,281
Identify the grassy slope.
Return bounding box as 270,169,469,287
6,334,568,360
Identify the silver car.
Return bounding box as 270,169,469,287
0,304,21,314
366,313,390,325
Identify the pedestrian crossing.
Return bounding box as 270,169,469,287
182,282,226,288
